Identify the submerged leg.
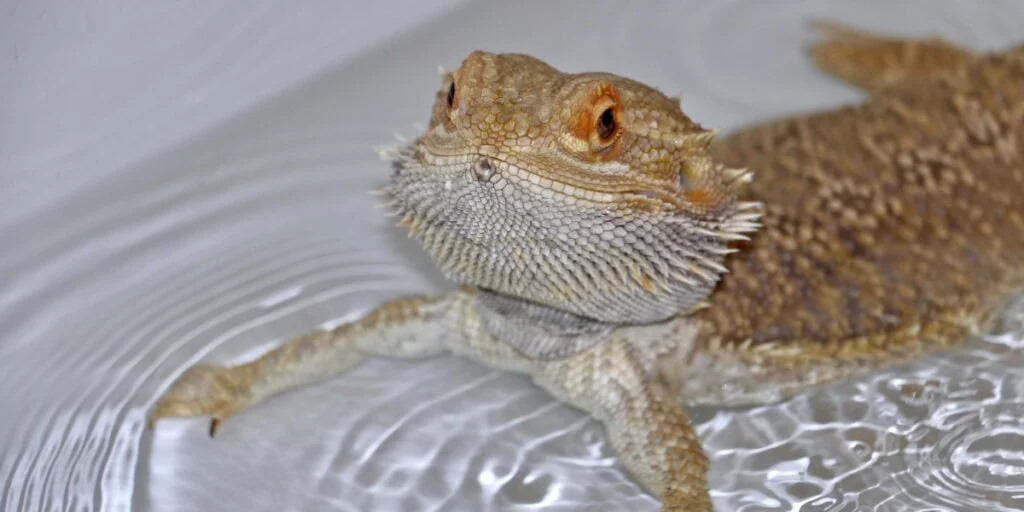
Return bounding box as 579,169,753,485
534,339,712,512
808,20,975,91
148,293,460,435
665,317,974,409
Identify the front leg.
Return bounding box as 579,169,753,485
534,339,712,512
148,292,461,435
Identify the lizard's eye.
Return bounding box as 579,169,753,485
446,82,456,110
596,108,616,140
585,89,622,155
564,81,624,160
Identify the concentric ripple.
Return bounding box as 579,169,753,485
3,2,1024,512
881,368,1024,511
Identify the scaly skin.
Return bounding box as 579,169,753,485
669,24,1024,408
149,23,1024,511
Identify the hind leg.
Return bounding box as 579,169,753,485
664,346,871,408
808,20,976,92
662,318,974,409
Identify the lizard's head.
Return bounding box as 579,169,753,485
384,51,759,324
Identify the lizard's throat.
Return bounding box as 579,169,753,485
386,151,759,324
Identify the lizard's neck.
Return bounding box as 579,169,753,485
470,288,703,368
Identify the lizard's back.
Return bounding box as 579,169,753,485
680,43,1024,403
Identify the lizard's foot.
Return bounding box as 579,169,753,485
147,363,255,437
146,295,454,437
808,20,974,91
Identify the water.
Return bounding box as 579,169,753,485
705,333,1024,512
2,1,1023,511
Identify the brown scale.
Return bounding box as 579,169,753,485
700,29,1024,370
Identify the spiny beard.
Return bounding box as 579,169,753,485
381,142,761,324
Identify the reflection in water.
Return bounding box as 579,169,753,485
2,1,1023,511
705,332,1024,512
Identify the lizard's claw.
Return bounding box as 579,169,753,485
147,363,254,437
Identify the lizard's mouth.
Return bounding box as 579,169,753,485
397,145,688,213
482,155,683,208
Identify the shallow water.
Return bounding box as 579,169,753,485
3,1,1023,511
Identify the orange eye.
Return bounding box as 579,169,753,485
566,82,624,160
586,86,622,156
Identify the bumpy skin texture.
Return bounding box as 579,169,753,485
674,26,1024,408
149,24,1024,511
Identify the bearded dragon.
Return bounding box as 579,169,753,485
147,23,1024,511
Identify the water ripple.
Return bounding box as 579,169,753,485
881,377,1024,511
3,2,1024,512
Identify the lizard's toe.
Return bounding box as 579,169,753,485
148,363,253,434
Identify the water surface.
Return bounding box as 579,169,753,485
3,1,1023,511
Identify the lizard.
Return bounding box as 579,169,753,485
147,22,1024,511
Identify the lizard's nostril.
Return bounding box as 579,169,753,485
473,158,494,181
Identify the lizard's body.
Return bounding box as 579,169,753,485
149,24,1024,510
678,31,1024,408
